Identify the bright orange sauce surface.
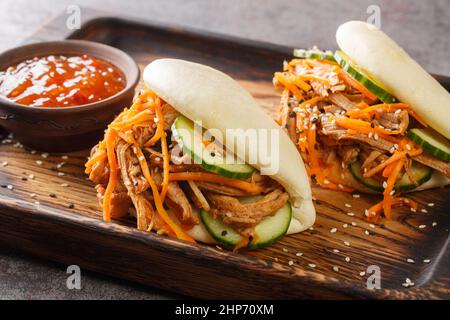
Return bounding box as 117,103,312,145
0,55,126,107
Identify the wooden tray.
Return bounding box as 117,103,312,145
1,9,449,299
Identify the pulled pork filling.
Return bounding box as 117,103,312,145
274,57,450,222
85,90,288,242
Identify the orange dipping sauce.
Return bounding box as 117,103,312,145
0,55,126,107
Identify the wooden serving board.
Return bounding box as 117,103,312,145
0,9,449,299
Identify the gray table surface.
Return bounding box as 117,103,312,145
0,0,449,300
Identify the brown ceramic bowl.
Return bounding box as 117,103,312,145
0,40,140,152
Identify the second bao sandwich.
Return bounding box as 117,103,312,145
86,58,315,249
274,21,450,222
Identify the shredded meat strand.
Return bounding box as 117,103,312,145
206,189,289,229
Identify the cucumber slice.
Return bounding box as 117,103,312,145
395,161,432,192
199,210,243,247
293,49,336,62
408,128,450,162
172,115,255,180
199,199,292,249
349,161,384,192
349,161,432,192
251,202,292,248
334,50,397,103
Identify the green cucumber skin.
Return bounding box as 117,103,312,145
199,202,292,249
199,210,243,247
334,51,397,104
171,116,254,180
395,164,432,192
349,161,432,193
408,129,450,162
293,49,336,62
349,162,384,192
249,203,292,249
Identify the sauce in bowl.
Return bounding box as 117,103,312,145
0,55,126,107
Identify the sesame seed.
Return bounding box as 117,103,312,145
351,222,357,226
333,249,340,253
36,160,43,165
365,230,370,235
374,133,379,140
382,181,387,189
389,190,395,196
288,260,294,266
421,209,428,213
330,228,337,233
427,203,434,207
323,179,330,185
138,156,145,161
410,207,417,212
56,162,66,169
333,266,339,272
61,155,69,160
282,248,289,253
343,224,348,228
41,153,49,158
347,212,355,216
344,241,350,246
405,278,412,284
30,193,37,198
364,209,370,217
423,259,431,263
359,271,366,276
309,227,314,231
369,224,375,228
308,263,316,268
57,172,65,176
29,174,35,179
345,257,351,262
61,183,69,187
352,194,360,198
7,185,14,190
295,252,303,257
344,203,352,208
418,224,426,229
34,201,40,205
1,161,8,167
407,258,415,264
432,222,437,227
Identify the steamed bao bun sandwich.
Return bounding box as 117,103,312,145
85,58,315,249
273,21,450,223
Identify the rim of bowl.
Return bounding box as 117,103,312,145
0,40,140,112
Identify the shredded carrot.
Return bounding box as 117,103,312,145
169,172,262,194
85,149,107,174
382,158,405,219
346,102,427,126
274,72,304,100
144,98,163,147
103,129,118,222
111,109,154,130
338,70,378,102
154,100,170,202
366,197,418,222
334,116,403,136
364,148,422,178
133,142,195,243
